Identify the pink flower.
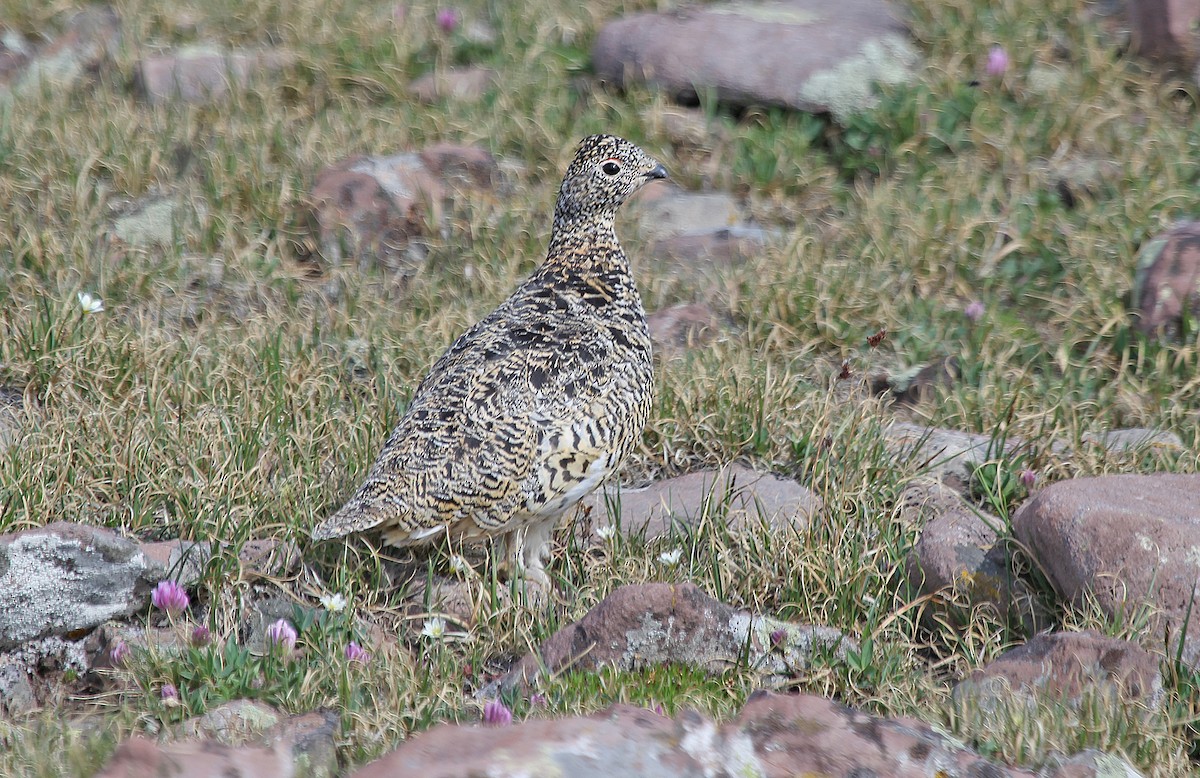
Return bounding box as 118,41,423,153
436,7,459,33
769,629,787,647
1019,469,1037,489
191,626,211,647
986,46,1009,77
964,301,986,323
110,639,130,665
266,619,298,651
345,641,370,663
529,692,546,707
160,683,179,701
482,699,512,726
150,580,190,615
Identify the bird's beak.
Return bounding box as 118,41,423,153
647,163,668,181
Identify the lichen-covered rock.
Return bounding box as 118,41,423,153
498,582,851,690
593,0,921,121
348,691,1044,777
0,523,163,650
132,45,297,104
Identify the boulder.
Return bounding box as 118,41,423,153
498,582,851,689
0,523,163,649
593,0,920,121
647,302,732,355
349,691,1041,777
1013,474,1200,668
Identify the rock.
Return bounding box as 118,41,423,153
0,635,90,715
94,735,295,778
638,189,741,241
871,356,959,405
301,145,499,271
1128,0,1200,65
1031,153,1121,209
133,45,297,104
1013,474,1200,668
409,66,497,103
138,537,301,586
0,662,36,716
1131,221,1200,336
0,523,163,649
1045,749,1146,778
580,464,822,540
171,703,337,777
1079,427,1184,453
109,195,208,249
593,0,920,121
350,691,1038,777
954,630,1163,712
271,710,340,778
902,479,1046,630
175,699,283,743
649,226,771,267
498,582,851,689
884,423,1021,489
1,7,121,98
647,302,732,355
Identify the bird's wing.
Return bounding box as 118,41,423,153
312,306,633,545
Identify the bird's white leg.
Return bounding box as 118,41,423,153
520,518,556,587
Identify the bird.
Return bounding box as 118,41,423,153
311,134,668,590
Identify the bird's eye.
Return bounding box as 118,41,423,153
600,160,622,176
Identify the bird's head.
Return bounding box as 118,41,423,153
555,134,668,219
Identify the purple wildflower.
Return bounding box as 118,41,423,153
436,7,459,33
529,692,547,707
191,625,211,647
345,641,371,664
1019,469,1037,489
964,301,986,323
150,580,190,615
160,683,179,701
482,699,513,726
110,639,130,665
986,46,1009,77
769,629,787,648
266,619,298,651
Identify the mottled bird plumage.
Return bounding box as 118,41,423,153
312,135,667,582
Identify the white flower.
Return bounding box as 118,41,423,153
658,548,683,566
596,525,617,541
319,593,348,612
449,555,470,575
78,292,104,314
421,616,447,641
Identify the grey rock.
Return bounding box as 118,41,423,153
593,0,921,121
175,699,284,743
885,422,1021,488
646,302,733,355
2,7,121,99
0,523,163,649
409,66,496,103
649,226,772,267
1044,749,1146,778
1079,427,1185,453
0,662,35,715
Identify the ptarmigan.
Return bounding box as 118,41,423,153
311,134,667,588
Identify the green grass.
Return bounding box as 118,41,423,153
1,0,1199,774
